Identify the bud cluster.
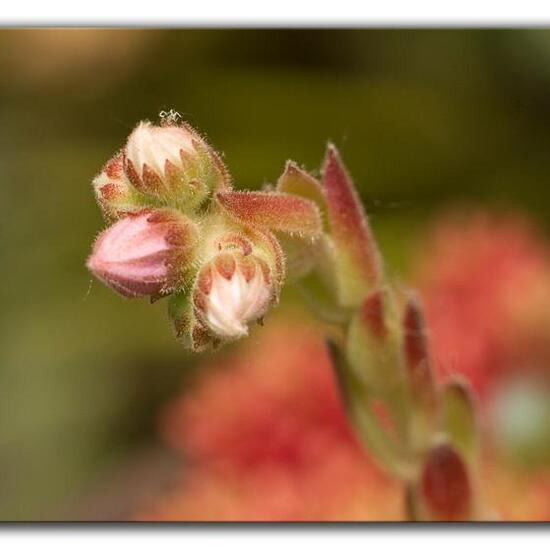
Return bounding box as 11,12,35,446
88,116,320,350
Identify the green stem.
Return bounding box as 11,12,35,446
327,341,418,483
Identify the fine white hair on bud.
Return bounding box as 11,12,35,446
193,252,273,340
124,121,197,183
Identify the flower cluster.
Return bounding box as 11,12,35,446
87,117,322,350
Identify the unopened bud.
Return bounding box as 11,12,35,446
123,120,228,209
87,209,197,298
193,249,274,340
419,442,472,521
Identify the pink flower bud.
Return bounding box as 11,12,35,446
123,121,228,205
193,251,273,340
125,121,194,181
87,209,197,298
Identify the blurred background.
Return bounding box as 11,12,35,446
1,29,550,520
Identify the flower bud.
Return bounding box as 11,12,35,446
87,209,197,299
192,249,274,340
419,442,472,521
123,120,228,210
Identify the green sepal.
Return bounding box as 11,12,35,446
167,290,193,346
346,289,402,392
440,377,479,464
276,160,328,228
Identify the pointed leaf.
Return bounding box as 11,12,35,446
216,190,322,238
276,160,327,220
403,293,436,410
321,144,382,306
346,289,401,391
440,377,478,463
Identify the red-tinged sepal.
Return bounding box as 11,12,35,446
418,442,472,521
216,191,322,239
403,293,437,408
346,289,401,391
276,161,327,219
246,226,285,302
321,144,382,307
92,153,151,220
168,291,220,352
274,161,330,279
87,208,198,299
402,293,439,452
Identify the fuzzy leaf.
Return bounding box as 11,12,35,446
276,161,327,222
216,191,322,238
346,289,401,392
321,144,382,307
403,293,436,411
168,291,219,352
346,289,411,444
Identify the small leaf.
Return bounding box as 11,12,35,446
276,160,327,222
346,289,401,391
440,377,478,463
403,293,437,411
216,190,322,238
321,144,382,307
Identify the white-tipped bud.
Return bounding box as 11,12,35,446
122,120,228,209
125,121,195,181
193,251,273,340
